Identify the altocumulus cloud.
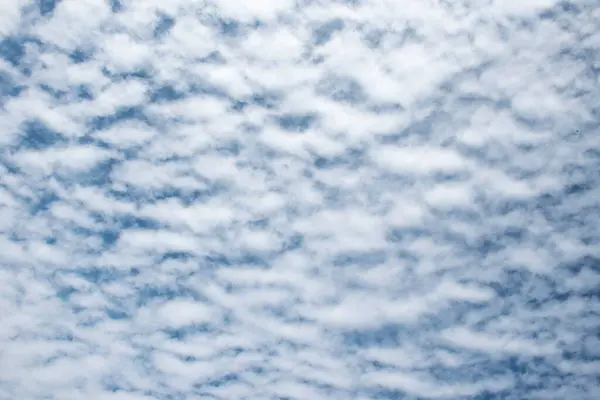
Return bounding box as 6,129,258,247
1,0,599,399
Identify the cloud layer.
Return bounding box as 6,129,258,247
1,0,599,399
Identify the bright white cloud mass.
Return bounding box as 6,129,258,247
1,0,599,399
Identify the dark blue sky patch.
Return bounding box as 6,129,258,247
114,214,162,231
275,113,318,132
101,66,151,80
37,0,59,16
479,195,531,217
471,388,515,400
187,81,229,97
279,233,304,253
0,36,44,76
38,83,68,101
488,269,572,311
190,391,219,400
532,187,598,239
73,84,94,101
247,218,269,230
153,14,175,39
312,147,365,170
236,253,270,268
212,139,242,156
540,1,580,20
424,301,488,333
463,236,504,260
67,158,120,187
110,183,226,207
373,130,410,146
393,249,420,268
556,43,596,72
74,267,126,285
55,286,78,302
316,74,367,105
0,37,25,68
564,255,600,276
572,333,600,361
149,84,186,103
134,286,200,308
175,187,224,206
506,355,567,392
312,183,348,209
427,361,505,386
361,388,413,400
108,0,123,13
360,28,386,49
87,106,148,131
149,80,227,105
385,226,430,244
512,110,556,132
198,50,227,64
101,378,128,394
562,172,594,197
340,324,403,348
164,323,214,340
68,48,94,63
430,170,471,183
453,89,503,111
28,189,60,215
582,147,600,170
332,250,388,268
160,251,194,262
216,19,240,37
232,91,282,111
409,107,456,141
469,226,526,257
202,253,232,269
105,307,129,320
312,19,345,46
100,230,120,248
366,101,404,115
159,251,193,263
77,134,110,148
0,73,25,104
105,185,153,205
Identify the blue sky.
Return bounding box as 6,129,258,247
1,0,599,399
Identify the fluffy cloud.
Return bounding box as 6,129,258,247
1,1,599,399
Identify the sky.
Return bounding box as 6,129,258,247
0,0,599,399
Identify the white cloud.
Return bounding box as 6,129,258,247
34,0,111,50
92,79,148,115
101,33,153,74
439,326,558,356
490,0,560,16
160,15,215,60
137,199,235,233
0,0,26,36
155,299,216,328
375,146,469,174
95,120,157,148
211,0,295,22
116,229,201,255
424,182,474,209
362,369,513,398
14,146,113,176
1,1,598,399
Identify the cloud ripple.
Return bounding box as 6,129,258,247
1,0,599,399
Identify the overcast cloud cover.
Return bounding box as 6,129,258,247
0,0,599,399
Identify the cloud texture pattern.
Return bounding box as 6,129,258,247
1,0,599,399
